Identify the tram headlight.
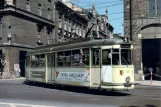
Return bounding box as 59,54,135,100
125,76,130,83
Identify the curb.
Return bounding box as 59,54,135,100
0,77,25,81
135,83,161,87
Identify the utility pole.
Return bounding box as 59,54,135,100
129,0,132,41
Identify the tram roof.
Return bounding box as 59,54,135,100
27,38,131,55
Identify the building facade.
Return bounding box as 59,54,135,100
124,0,161,80
0,0,113,79
0,0,89,79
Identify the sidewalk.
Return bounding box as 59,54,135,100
135,80,161,86
0,77,25,81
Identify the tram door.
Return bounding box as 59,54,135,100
46,54,55,83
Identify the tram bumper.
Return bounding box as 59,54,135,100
101,82,135,91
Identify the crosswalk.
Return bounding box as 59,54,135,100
0,102,55,107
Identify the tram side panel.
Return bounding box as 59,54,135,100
90,67,101,88
28,67,46,83
27,54,47,83
54,67,90,87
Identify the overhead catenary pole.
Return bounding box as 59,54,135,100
129,0,132,41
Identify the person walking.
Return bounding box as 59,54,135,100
19,68,21,77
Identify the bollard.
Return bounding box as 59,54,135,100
150,71,152,85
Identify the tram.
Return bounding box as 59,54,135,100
25,38,134,91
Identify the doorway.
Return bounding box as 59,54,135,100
142,39,160,80
19,51,27,77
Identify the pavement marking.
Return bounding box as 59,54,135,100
8,104,17,107
0,102,56,107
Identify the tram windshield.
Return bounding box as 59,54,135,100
102,48,132,65
121,49,132,65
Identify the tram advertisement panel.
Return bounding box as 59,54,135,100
56,72,89,82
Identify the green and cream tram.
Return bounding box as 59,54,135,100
25,38,134,91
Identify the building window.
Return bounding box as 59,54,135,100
75,24,79,35
38,3,42,16
26,0,30,12
82,27,86,38
58,15,62,28
0,0,5,8
71,22,75,33
68,20,71,32
79,26,82,37
148,0,161,17
64,18,67,31
47,8,51,20
48,0,51,3
157,0,161,16
8,26,12,41
58,29,62,42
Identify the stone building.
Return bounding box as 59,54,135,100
0,0,114,79
124,0,161,80
0,0,89,79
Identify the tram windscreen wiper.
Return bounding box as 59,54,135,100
122,56,128,67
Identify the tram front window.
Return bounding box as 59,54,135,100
102,49,111,65
102,49,120,65
121,49,132,65
112,49,120,65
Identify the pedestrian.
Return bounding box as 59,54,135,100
156,66,160,80
19,68,21,77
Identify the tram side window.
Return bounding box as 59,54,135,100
70,48,89,66
112,49,120,65
64,51,71,66
30,55,36,67
47,54,54,67
57,52,64,66
71,50,80,66
30,54,45,67
102,49,111,65
82,48,89,66
92,49,100,66
26,56,30,67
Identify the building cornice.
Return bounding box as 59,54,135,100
0,5,55,27
0,42,35,49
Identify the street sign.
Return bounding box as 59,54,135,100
148,68,153,72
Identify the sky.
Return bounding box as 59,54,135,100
70,0,124,36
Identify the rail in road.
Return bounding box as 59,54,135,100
0,102,55,107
